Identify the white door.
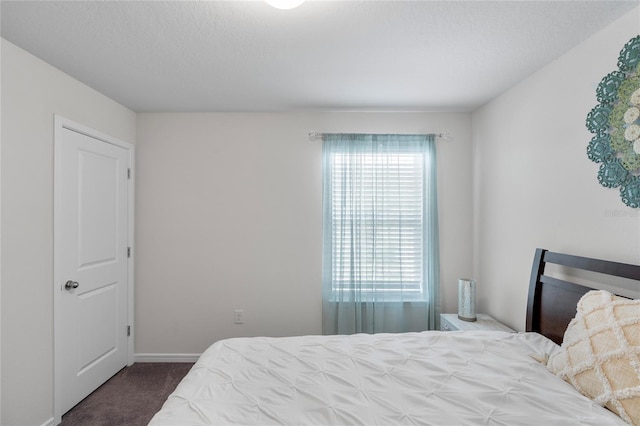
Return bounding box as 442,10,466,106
55,122,131,416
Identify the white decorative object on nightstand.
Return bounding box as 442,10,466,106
440,313,514,332
457,278,477,321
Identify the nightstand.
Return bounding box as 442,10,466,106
440,313,514,332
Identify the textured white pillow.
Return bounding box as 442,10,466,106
547,290,640,425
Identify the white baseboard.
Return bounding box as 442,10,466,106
134,353,200,363
40,417,55,426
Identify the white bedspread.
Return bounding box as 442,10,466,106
149,331,626,425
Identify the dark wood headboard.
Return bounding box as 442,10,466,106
525,248,640,345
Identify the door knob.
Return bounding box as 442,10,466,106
65,280,79,290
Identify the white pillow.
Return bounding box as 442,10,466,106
547,290,640,425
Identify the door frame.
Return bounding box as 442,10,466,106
53,115,135,424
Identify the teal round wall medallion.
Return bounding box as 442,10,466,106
587,35,640,208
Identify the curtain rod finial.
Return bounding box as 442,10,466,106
308,131,322,141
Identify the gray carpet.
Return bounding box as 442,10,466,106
60,363,193,426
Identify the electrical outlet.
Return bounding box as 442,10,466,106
234,309,244,324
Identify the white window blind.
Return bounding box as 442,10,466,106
329,148,425,301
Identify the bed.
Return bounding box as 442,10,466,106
149,248,640,425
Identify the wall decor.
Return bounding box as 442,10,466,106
587,35,640,208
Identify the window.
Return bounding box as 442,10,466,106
322,134,439,306
329,148,425,300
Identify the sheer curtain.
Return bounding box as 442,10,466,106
322,134,440,335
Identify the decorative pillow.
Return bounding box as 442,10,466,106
547,290,640,425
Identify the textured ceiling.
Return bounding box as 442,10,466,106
1,1,638,112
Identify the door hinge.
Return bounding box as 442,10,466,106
127,168,131,179
127,325,131,337
127,247,131,258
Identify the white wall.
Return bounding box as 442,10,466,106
1,39,136,426
135,112,473,354
471,8,640,331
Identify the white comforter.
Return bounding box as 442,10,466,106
149,331,625,425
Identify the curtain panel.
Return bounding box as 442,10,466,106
322,134,440,335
